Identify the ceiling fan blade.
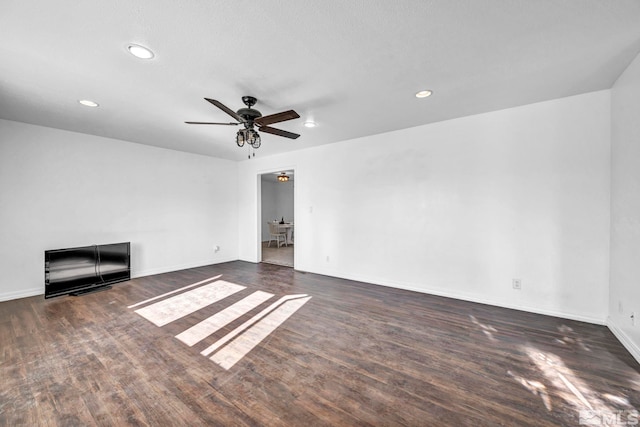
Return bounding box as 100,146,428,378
204,98,245,123
185,121,239,125
255,110,300,126
259,126,300,139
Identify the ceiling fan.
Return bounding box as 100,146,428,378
185,96,300,151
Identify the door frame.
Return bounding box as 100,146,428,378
257,166,297,268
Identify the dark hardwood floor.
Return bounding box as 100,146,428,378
1,261,638,426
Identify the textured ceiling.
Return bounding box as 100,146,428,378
1,0,640,161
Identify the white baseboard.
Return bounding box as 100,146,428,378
0,258,238,303
0,287,43,302
132,257,238,279
308,267,606,325
607,317,640,365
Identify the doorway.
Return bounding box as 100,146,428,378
260,170,294,267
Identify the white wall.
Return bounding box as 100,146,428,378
0,119,238,301
609,51,640,362
275,180,295,224
239,91,611,323
260,179,278,241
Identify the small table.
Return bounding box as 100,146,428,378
278,223,294,245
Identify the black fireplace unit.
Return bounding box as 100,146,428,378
44,242,130,298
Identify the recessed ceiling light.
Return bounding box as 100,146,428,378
127,44,154,59
78,100,99,107
415,90,433,98
303,121,317,128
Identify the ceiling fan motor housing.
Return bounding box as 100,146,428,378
237,97,262,128
237,107,262,121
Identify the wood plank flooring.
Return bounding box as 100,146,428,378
1,261,639,426
261,241,294,267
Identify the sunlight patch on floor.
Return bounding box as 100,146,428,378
127,274,223,309
209,296,312,369
521,345,635,424
176,290,274,346
508,370,552,411
554,325,591,352
200,293,309,357
469,314,498,342
468,316,638,423
129,280,311,370
134,280,245,326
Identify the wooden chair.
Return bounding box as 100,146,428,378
267,222,288,248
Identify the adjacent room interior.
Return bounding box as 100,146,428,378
1,1,640,425
260,170,295,267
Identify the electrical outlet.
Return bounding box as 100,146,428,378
326,255,330,262
512,279,522,290
632,312,636,326
214,245,220,253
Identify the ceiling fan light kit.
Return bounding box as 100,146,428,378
236,128,261,148
186,96,301,157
